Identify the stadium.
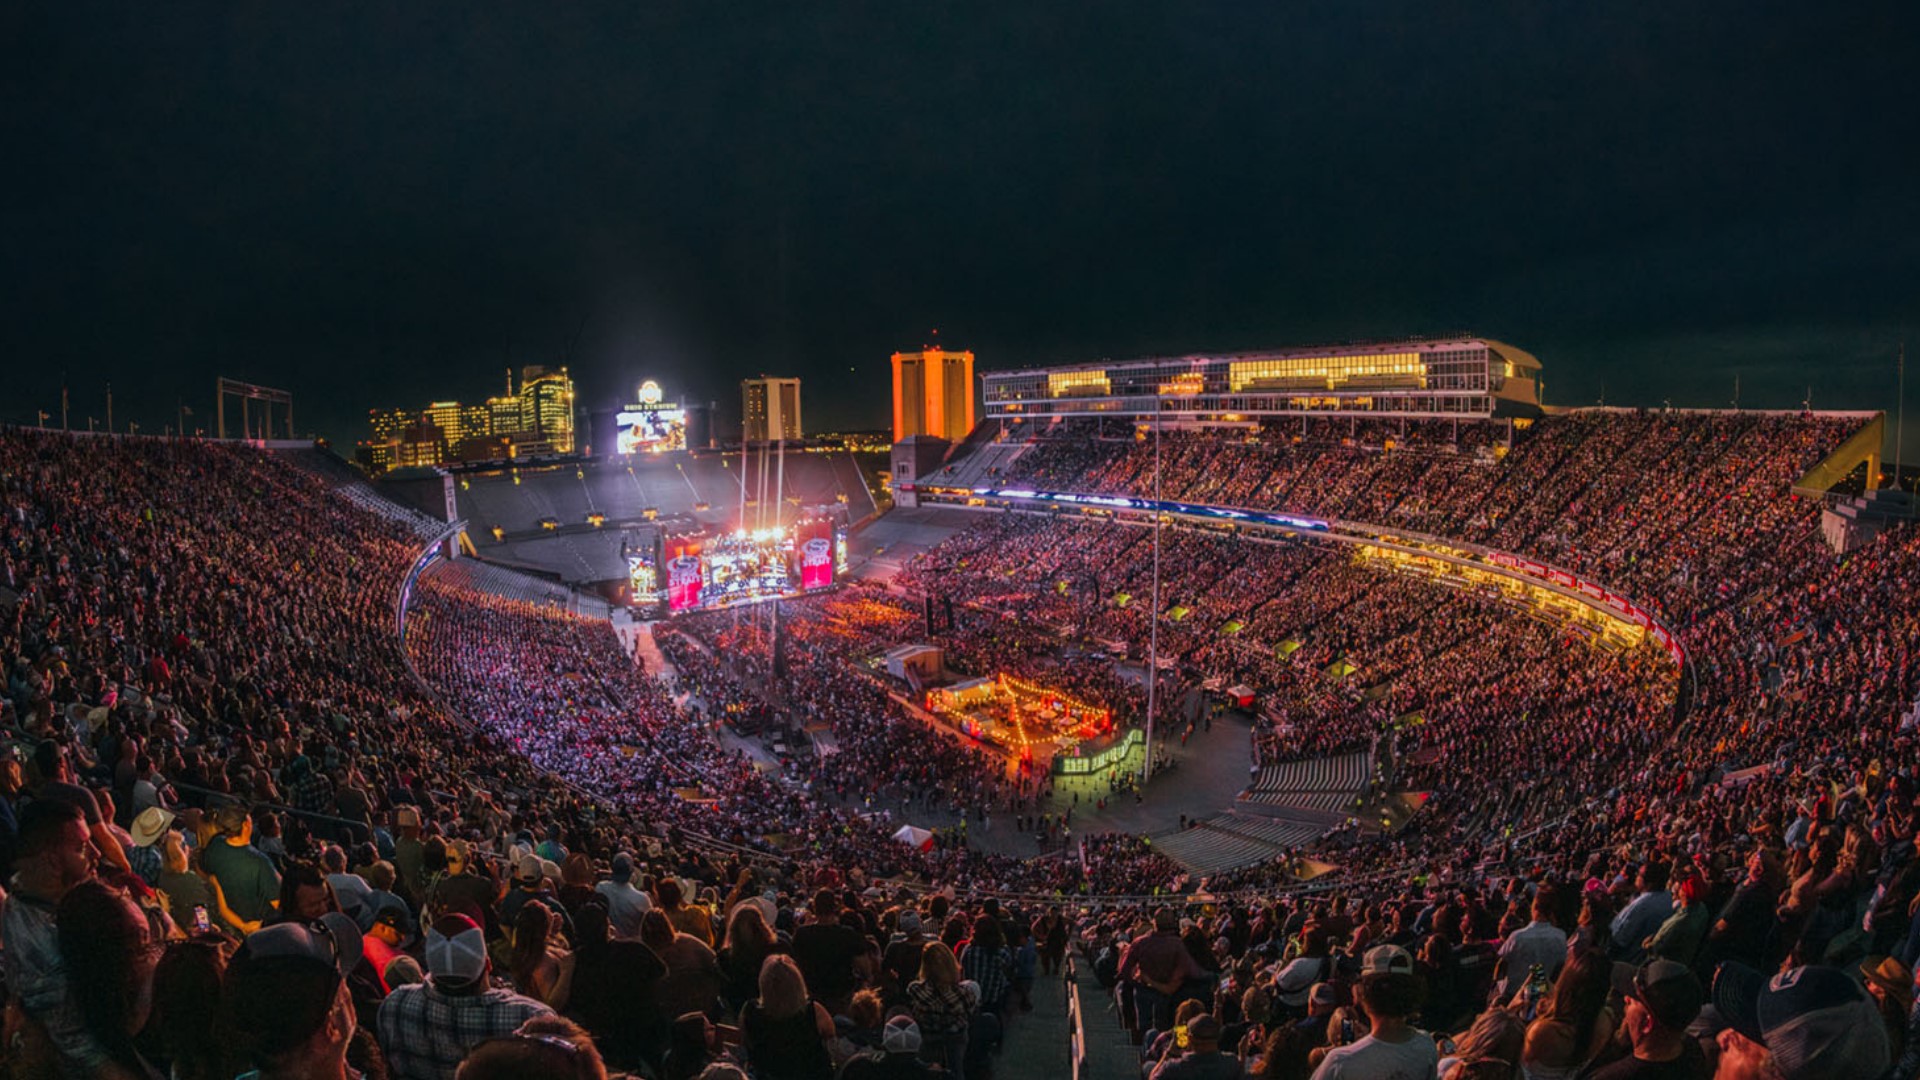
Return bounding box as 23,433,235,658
4,331,1917,1080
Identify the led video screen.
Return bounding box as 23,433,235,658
616,406,686,454
656,521,839,614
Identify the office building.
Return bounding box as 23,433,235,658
741,376,803,442
980,335,1543,423
515,366,577,454
892,346,976,443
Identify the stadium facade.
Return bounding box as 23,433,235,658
981,335,1543,422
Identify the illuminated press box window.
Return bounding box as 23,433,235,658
1047,370,1112,398
1228,352,1424,391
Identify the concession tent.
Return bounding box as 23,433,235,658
1226,685,1256,709
891,825,936,851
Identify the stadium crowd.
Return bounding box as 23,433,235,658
1,404,1918,1079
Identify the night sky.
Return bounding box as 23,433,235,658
5,4,1918,449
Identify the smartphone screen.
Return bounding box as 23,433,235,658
192,904,211,934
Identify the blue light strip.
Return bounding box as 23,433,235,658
970,486,1331,533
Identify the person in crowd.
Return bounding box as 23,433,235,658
204,802,281,934
223,912,367,1080
839,1015,939,1080
56,879,165,1079
881,910,930,1002
1710,961,1892,1080
661,1011,728,1080
1610,863,1675,966
906,941,976,1077
739,954,835,1080
1149,1012,1242,1080
2,799,108,1077
1123,908,1213,1033
1696,849,1785,978
961,912,1014,1017
1519,948,1614,1079
1645,870,1710,968
565,900,668,1071
642,908,725,1022
148,938,232,1080
1567,892,1615,962
31,741,133,875
720,900,782,1013
126,806,173,887
271,860,342,926
1145,1000,1211,1074
1309,945,1438,1080
657,877,715,947
1438,1008,1524,1079
592,851,651,940
507,900,573,1010
379,914,554,1080
1859,956,1914,1066
1586,959,1706,1079
455,1015,609,1080
788,890,871,1019
1491,885,1567,1003
835,988,888,1057
355,902,406,978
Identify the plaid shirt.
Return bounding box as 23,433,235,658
906,979,979,1036
961,943,1012,1008
376,978,553,1080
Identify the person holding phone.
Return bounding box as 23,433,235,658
1148,1013,1241,1080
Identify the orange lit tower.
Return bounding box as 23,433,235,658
891,345,975,443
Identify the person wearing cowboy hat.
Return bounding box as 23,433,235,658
1861,955,1916,1073
126,806,175,888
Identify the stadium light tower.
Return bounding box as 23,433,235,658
1142,403,1162,785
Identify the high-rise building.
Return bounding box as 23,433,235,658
394,416,448,468
516,365,576,454
892,346,976,443
424,402,470,444
487,395,521,439
368,407,412,445
741,376,803,442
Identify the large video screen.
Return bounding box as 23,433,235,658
627,548,659,606
797,520,833,591
656,521,839,614
616,406,686,455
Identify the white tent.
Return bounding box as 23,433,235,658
891,824,935,851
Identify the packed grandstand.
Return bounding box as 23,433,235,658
2,397,1918,1080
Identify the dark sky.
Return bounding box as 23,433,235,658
5,3,1918,448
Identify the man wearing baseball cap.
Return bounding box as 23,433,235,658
1588,959,1706,1079
1150,1013,1240,1080
1310,945,1438,1079
839,1015,938,1079
225,913,365,1080
377,913,553,1080
1710,962,1891,1080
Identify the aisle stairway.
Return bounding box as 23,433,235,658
1237,749,1371,823
1152,812,1322,875
1148,749,1373,875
